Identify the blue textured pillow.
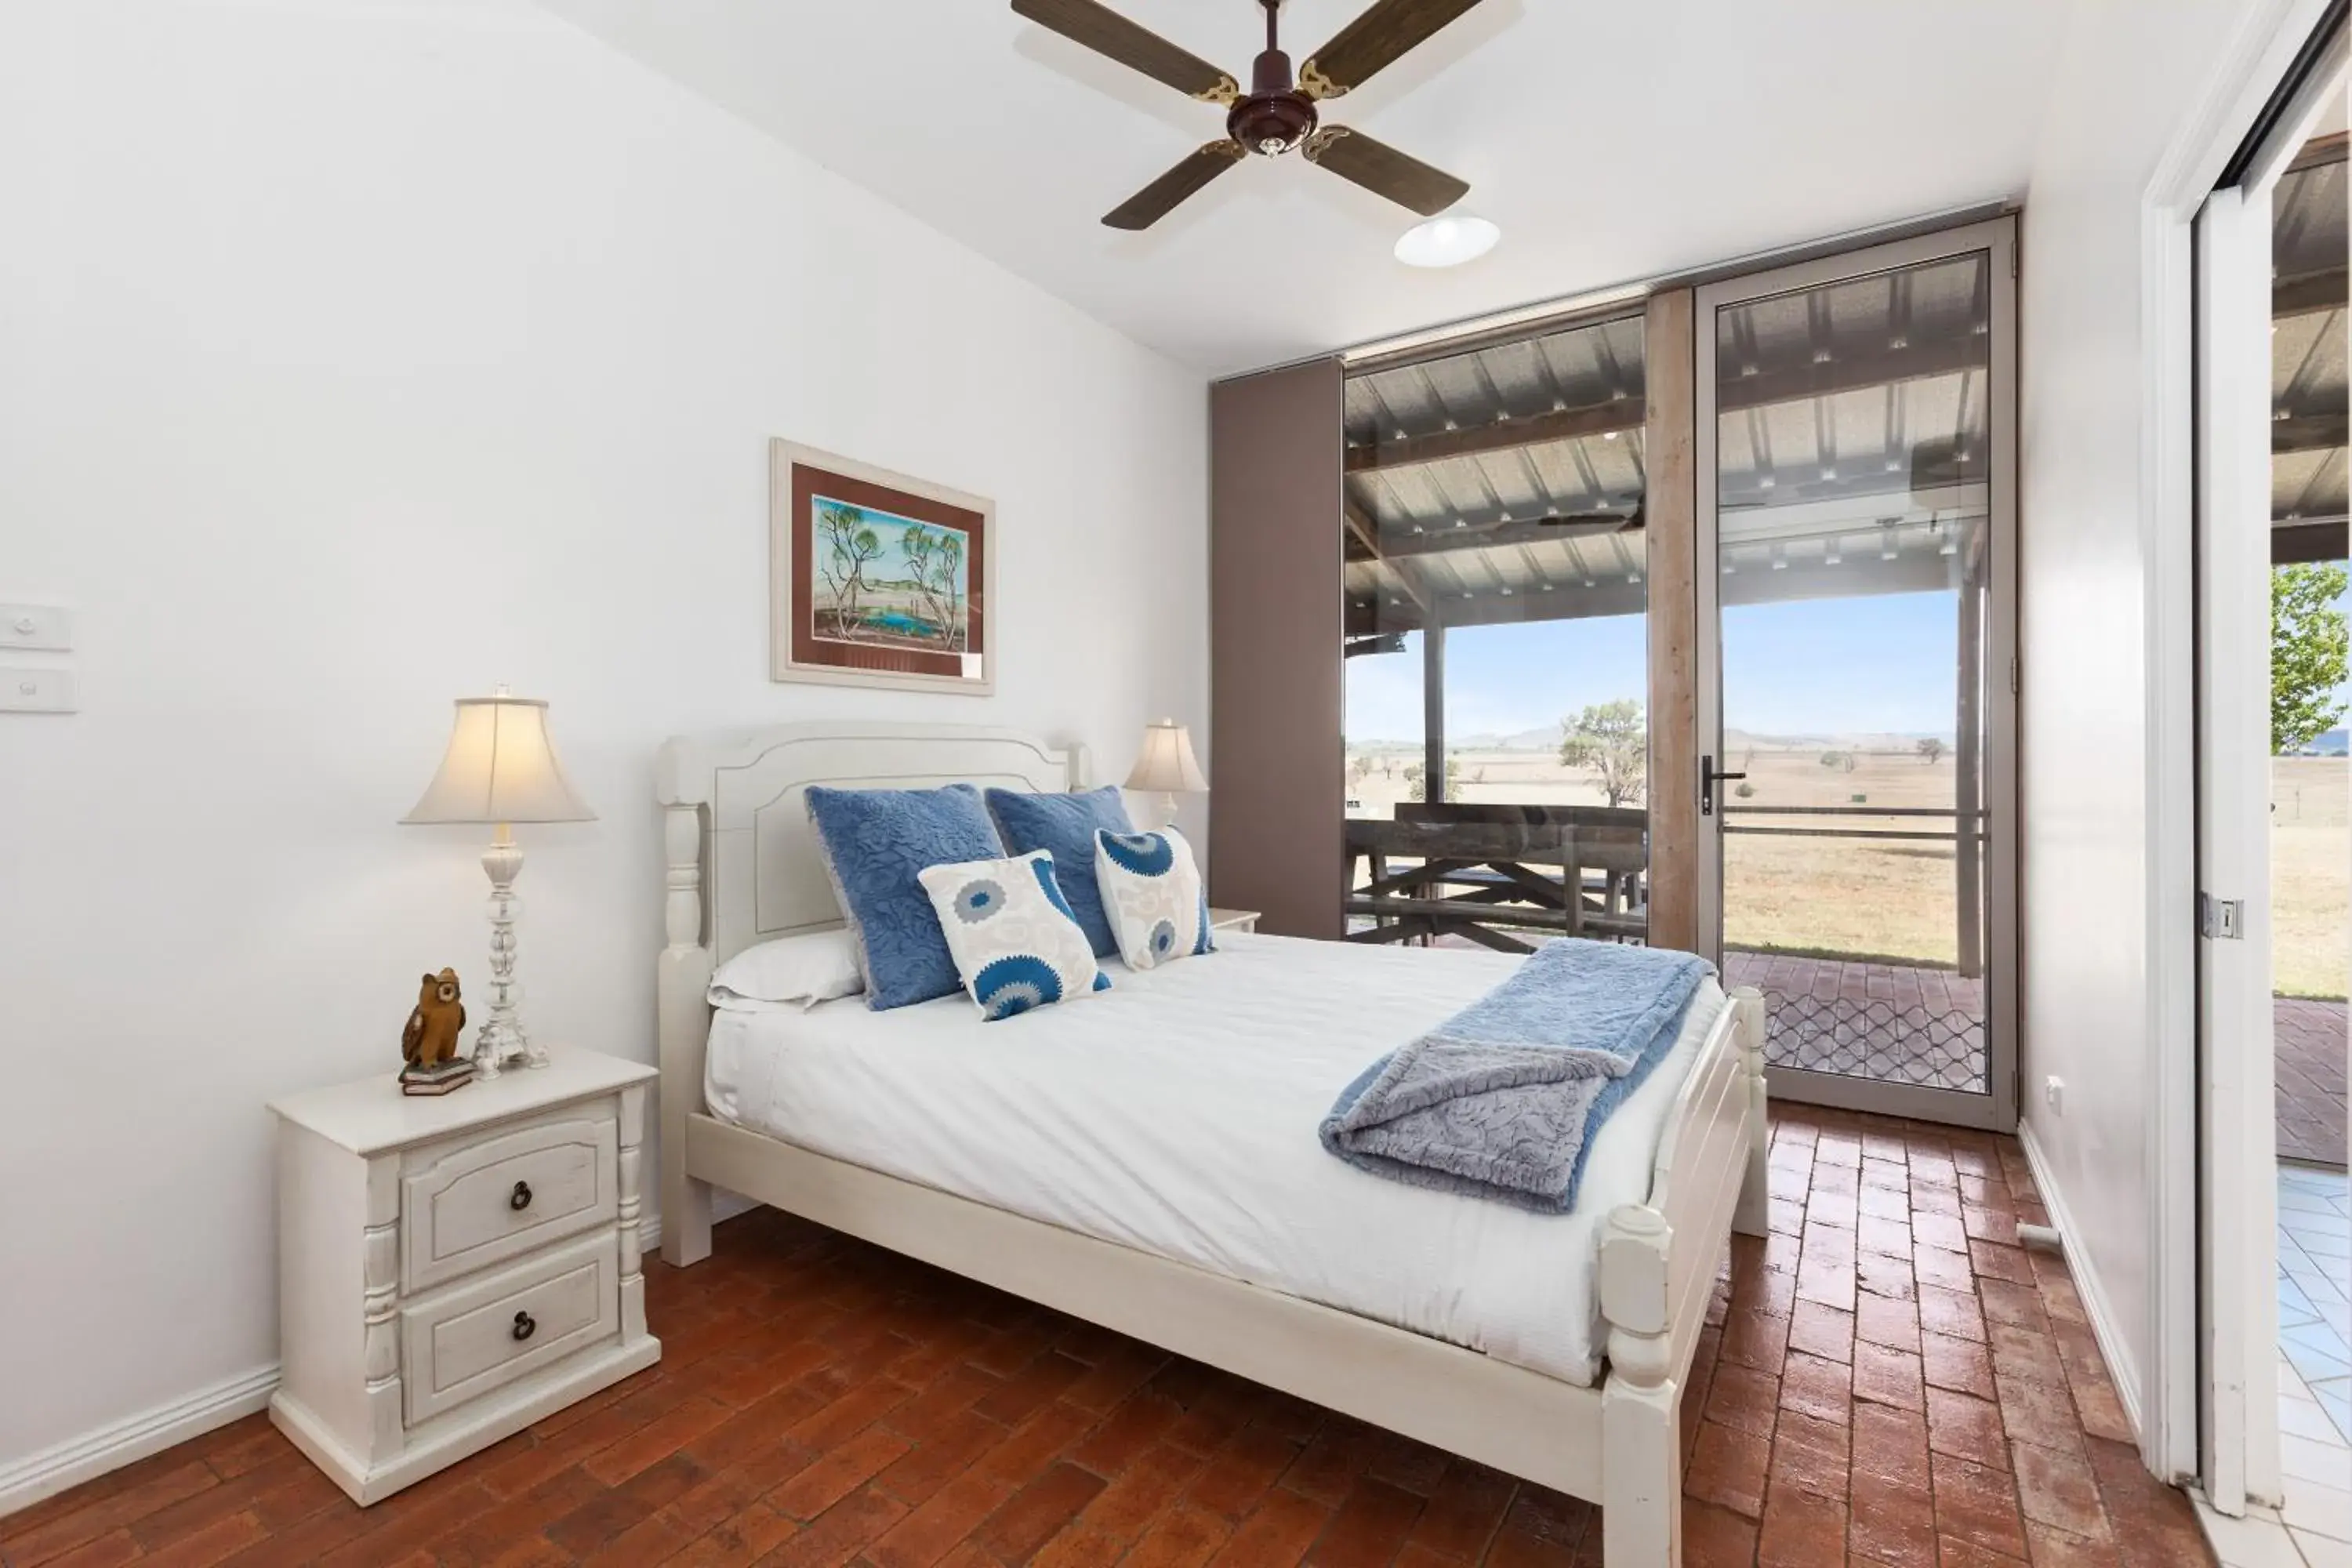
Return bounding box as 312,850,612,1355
983,786,1135,958
806,783,1005,1011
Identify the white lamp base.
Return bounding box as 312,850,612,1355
472,827,548,1077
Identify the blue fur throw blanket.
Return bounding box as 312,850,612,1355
1319,939,1711,1213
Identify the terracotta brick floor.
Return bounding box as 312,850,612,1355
0,1105,2215,1567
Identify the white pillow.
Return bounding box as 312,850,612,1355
1093,827,1214,971
707,929,864,1011
916,850,1110,1020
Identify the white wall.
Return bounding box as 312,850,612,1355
2016,0,2261,1450
0,0,1207,1483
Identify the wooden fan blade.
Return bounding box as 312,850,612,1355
1103,141,1246,230
1011,0,1240,103
1298,0,1488,99
1302,127,1467,216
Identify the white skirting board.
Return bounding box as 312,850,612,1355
0,1211,689,1522
2016,1118,2144,1444
0,1364,280,1520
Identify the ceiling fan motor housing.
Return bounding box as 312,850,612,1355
1229,50,1316,154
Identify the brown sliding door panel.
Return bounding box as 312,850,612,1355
1210,359,1345,938
1643,289,1700,955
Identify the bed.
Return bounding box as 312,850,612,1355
655,721,1768,1566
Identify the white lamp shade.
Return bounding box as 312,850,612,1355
1124,719,1207,795
402,696,597,826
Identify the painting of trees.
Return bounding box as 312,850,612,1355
815,501,884,640
898,524,968,652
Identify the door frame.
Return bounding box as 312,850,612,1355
2143,0,2339,1499
1691,217,2022,1132
2184,21,2341,1515
2191,179,2287,1521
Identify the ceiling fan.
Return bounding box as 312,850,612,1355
1011,0,1489,230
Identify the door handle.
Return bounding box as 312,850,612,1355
1700,755,1747,817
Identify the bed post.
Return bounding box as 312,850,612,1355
657,785,715,1268
1731,985,1769,1237
1599,1203,1680,1566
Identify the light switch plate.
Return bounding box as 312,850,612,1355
0,604,72,652
0,667,77,713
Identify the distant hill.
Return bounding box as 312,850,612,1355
2290,728,2348,757
1724,729,1957,754
1350,724,1965,752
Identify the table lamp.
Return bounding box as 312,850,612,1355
402,690,596,1076
1124,718,1207,830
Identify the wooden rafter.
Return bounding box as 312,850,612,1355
2276,267,2347,318
1377,512,1639,558
1345,396,1644,473
2275,413,2347,454
1346,495,1432,613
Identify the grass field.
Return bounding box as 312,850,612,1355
1345,746,2350,996
2273,755,2348,999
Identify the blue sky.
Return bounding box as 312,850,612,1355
1345,580,2352,748
1346,590,1976,744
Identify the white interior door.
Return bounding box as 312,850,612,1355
2194,180,2288,1519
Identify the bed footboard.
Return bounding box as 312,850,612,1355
1599,985,1768,1567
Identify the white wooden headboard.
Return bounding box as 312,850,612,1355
655,720,1088,971
653,721,1089,1210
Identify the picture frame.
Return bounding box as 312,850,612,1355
770,440,996,695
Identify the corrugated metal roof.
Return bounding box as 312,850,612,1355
2273,143,2347,528
1344,248,1995,633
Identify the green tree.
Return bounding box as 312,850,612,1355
2274,563,2350,754
1559,700,1646,808
1401,757,1461,804
815,503,884,637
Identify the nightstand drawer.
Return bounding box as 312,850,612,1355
401,1230,619,1427
401,1110,617,1293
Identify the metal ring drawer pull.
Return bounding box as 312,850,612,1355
510,1180,532,1211
511,1310,535,1342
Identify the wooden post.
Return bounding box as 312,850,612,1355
658,799,714,1268
1644,289,1700,954
1599,1203,1681,1566
1423,620,1446,804
1732,987,1771,1237
1955,528,1984,979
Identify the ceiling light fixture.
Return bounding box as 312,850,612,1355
1395,213,1501,269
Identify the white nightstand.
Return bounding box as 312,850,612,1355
266,1047,661,1504
1209,908,1261,935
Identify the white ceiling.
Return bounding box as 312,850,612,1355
538,0,2071,376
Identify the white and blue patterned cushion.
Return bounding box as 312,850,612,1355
916,850,1112,1021
1092,826,1214,971
806,783,1005,1011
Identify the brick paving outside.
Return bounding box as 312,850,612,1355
1724,953,1989,1096
0,1105,2214,1567
2275,996,2348,1168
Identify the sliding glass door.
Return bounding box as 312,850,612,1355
1694,220,2020,1128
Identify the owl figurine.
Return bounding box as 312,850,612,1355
400,969,474,1094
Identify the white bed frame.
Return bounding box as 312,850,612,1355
654,720,1769,1566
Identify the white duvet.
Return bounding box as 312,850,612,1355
704,931,1726,1385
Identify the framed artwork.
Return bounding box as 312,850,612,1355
770,441,995,695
